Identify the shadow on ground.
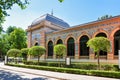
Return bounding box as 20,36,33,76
0,70,48,80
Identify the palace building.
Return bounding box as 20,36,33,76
27,14,120,60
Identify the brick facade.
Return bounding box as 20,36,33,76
27,14,120,60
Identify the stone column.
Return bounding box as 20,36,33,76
89,53,95,60
40,30,47,60
75,42,79,59
53,54,56,59
28,31,32,48
89,49,95,60
40,31,46,47
107,38,114,60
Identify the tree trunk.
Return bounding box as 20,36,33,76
38,56,40,63
58,56,61,67
97,51,100,70
15,56,17,64
44,53,46,62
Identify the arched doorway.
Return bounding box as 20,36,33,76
48,41,53,58
57,39,63,44
114,30,120,59
96,32,107,59
67,37,75,58
79,35,89,59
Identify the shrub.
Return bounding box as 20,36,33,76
54,44,66,67
28,46,46,62
23,61,119,71
7,49,21,64
7,49,21,57
21,48,29,61
6,63,120,79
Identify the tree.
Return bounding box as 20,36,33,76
9,28,27,49
28,46,46,62
98,15,112,20
87,37,110,69
0,0,29,33
0,34,10,59
58,0,64,2
7,49,21,63
54,44,66,67
6,26,17,35
21,48,29,61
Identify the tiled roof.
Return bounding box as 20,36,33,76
31,14,70,28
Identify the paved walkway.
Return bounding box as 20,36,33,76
0,62,119,80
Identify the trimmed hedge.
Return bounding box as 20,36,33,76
23,61,119,71
6,63,120,79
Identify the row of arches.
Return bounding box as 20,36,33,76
47,30,120,59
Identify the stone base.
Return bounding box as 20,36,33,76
89,53,95,60
107,53,114,60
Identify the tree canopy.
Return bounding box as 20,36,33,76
9,28,27,49
54,44,66,67
87,37,110,69
28,46,46,62
6,26,17,35
58,0,64,2
98,15,112,20
21,48,29,61
7,49,21,63
54,44,66,57
87,37,110,53
0,34,10,57
7,49,21,58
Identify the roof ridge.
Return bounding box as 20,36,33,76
47,14,66,22
30,13,70,28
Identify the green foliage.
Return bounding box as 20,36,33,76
6,26,17,35
0,16,5,33
23,61,119,71
98,15,112,20
7,49,21,58
0,0,29,33
29,46,46,56
0,34,10,57
28,46,46,62
87,37,110,53
9,28,27,49
54,44,66,57
87,37,110,69
54,44,66,67
7,63,120,79
58,0,64,2
0,27,27,59
21,48,29,61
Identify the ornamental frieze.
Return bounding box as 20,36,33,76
46,21,120,42
103,26,115,34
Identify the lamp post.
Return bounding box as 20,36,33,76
4,56,8,64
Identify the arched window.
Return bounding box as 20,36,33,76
80,36,89,56
57,39,63,44
67,37,75,57
96,33,107,56
34,42,39,46
114,30,120,56
48,41,53,57
96,33,107,37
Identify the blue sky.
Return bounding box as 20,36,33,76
3,0,120,30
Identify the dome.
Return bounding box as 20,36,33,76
31,14,70,28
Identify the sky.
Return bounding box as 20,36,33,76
3,0,120,31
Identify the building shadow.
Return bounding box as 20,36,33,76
0,70,48,80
